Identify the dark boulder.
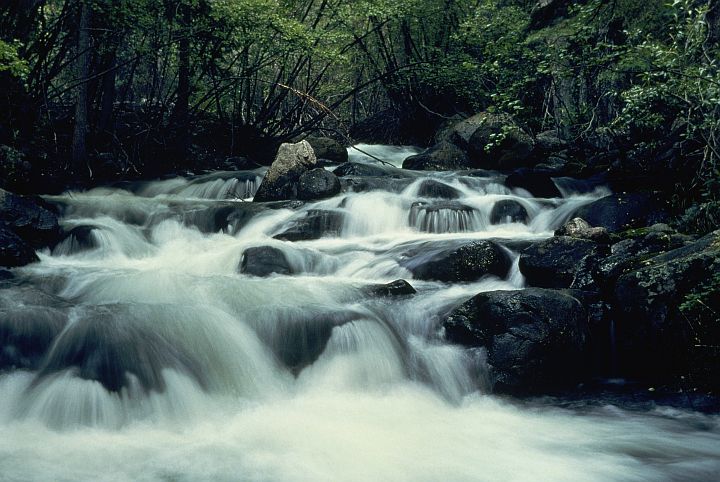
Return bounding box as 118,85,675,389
305,136,348,164
451,112,535,170
416,179,462,199
409,202,477,233
366,279,417,297
443,288,588,394
0,188,61,248
253,141,317,202
405,240,511,282
505,168,561,198
274,209,344,241
554,217,610,243
0,227,38,267
340,176,414,194
534,129,567,154
519,236,604,290
297,168,341,201
239,246,293,277
573,192,670,232
223,156,261,170
333,162,395,177
612,230,720,378
490,199,529,225
402,141,470,171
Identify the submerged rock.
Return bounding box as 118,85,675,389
519,236,604,290
253,141,317,202
53,225,98,255
274,209,344,241
409,201,477,233
443,288,588,394
490,199,529,225
0,305,68,371
297,168,341,201
240,246,292,277
405,240,511,282
333,162,394,177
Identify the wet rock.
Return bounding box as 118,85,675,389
555,217,610,243
573,192,670,232
405,240,511,282
253,141,317,202
239,246,292,277
0,227,38,267
504,168,562,198
274,209,344,241
534,129,567,154
612,230,720,377
490,199,529,225
409,202,477,233
366,279,417,297
333,162,394,177
35,305,204,393
0,305,68,371
297,168,341,201
0,188,61,248
519,236,604,290
416,179,461,199
451,112,535,170
223,156,261,170
340,176,414,194
402,141,470,171
305,136,348,164
52,225,98,255
443,288,588,394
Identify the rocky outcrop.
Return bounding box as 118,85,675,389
519,236,604,290
555,217,609,243
451,112,535,170
253,141,317,202
239,246,293,276
404,240,511,282
0,188,61,248
0,228,38,267
490,199,529,225
573,192,670,232
504,168,562,198
402,141,470,171
305,136,348,164
274,209,344,241
443,288,588,393
612,230,720,377
297,168,341,201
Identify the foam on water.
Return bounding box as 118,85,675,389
1,154,718,480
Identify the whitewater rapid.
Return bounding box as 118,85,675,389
0,145,718,481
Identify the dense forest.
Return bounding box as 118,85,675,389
0,0,717,196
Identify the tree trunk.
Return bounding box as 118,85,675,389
71,0,91,173
171,3,191,160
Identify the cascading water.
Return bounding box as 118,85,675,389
1,149,719,481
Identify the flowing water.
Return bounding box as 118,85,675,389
0,145,718,481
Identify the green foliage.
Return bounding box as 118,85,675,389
0,40,29,80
